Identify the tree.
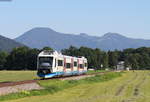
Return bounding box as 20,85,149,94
2,45,150,71
42,46,53,51
26,48,40,70
0,51,8,70
62,46,79,56
138,53,150,69
108,51,119,69
79,47,97,69
5,47,30,70
101,52,109,69
126,53,140,70
4,47,41,70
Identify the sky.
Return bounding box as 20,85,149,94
0,0,150,39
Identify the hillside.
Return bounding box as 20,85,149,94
15,27,150,51
0,35,24,52
97,33,150,50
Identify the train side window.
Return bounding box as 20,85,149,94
66,63,71,68
85,63,87,67
58,60,63,66
80,64,84,68
74,61,77,67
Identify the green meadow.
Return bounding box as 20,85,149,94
0,70,105,82
0,71,37,82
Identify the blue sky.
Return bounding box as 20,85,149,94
0,0,150,39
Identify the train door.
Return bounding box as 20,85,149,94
71,57,74,74
77,59,80,74
84,59,88,72
65,57,72,75
57,57,64,75
63,57,66,74
73,58,78,74
78,58,84,74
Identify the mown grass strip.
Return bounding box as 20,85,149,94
86,70,107,74
0,72,123,102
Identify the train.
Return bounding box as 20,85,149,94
37,50,88,78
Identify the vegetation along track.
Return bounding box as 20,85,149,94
0,71,110,88
4,70,150,102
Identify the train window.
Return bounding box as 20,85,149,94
39,57,53,67
80,64,84,68
66,63,71,68
85,63,87,67
55,59,56,67
74,61,77,67
58,60,63,66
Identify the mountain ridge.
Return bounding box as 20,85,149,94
0,35,25,52
15,27,150,51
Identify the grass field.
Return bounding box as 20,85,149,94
86,70,107,74
0,70,105,83
0,72,122,101
3,70,150,102
0,71,37,82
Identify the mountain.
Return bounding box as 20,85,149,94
15,27,150,51
15,27,99,50
0,35,24,52
97,33,150,50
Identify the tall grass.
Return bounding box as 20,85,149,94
0,72,123,101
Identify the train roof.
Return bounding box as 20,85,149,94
38,50,87,60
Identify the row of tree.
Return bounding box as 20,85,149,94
62,46,150,70
0,46,150,70
0,47,52,70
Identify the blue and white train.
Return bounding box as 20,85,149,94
37,50,88,78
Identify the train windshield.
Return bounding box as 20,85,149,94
38,57,53,69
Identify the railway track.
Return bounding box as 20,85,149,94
0,71,111,88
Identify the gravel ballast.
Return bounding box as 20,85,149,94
0,83,43,96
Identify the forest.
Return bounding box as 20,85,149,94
0,46,150,70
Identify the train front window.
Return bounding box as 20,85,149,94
39,57,53,68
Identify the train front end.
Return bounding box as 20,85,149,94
37,50,56,78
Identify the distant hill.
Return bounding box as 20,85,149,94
96,33,150,50
15,27,150,51
0,35,24,52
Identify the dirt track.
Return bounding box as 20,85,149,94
0,80,37,88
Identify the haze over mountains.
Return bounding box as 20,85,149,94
14,27,150,51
